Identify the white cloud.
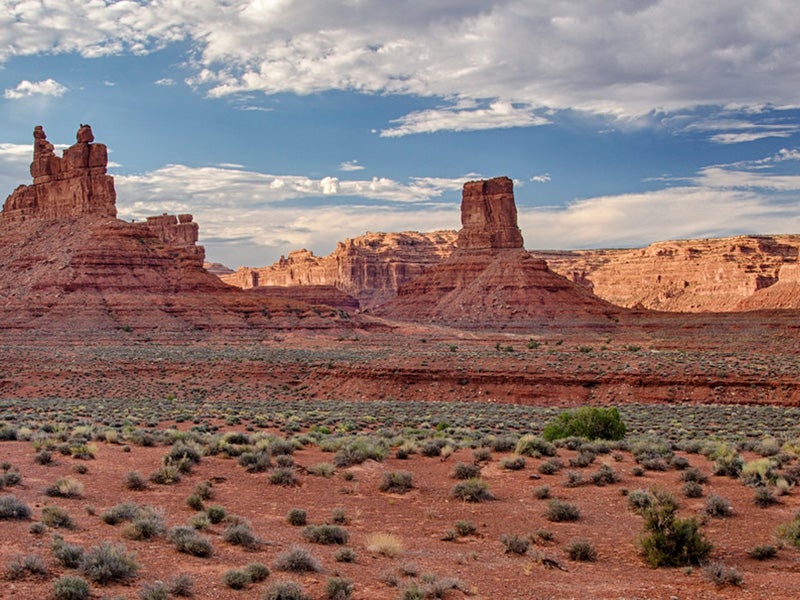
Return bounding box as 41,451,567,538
339,160,364,172
530,173,551,184
4,78,67,99
154,78,175,86
1,2,799,135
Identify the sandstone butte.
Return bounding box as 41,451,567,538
373,176,621,327
0,125,346,335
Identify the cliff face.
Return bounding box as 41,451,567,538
540,234,800,312
222,230,457,309
0,125,347,334
376,177,619,326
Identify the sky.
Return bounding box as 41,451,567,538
1,1,800,268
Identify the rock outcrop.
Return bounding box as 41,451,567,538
540,234,800,312
375,177,619,327
222,230,457,309
0,125,349,334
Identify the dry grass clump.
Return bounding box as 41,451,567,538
365,532,403,558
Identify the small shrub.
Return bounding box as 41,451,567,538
45,477,84,499
223,569,251,590
139,581,169,600
500,456,526,471
29,521,47,535
515,435,557,458
245,561,270,582
638,492,712,567
149,464,181,485
287,508,307,526
5,553,49,579
326,576,354,600
682,481,704,498
168,526,213,558
754,486,780,508
681,467,708,484
546,499,580,522
569,451,596,468
101,501,140,525
703,494,733,518
52,537,85,568
451,462,481,480
543,406,626,441
748,544,777,560
451,478,495,502
379,471,414,493
223,522,261,550
627,489,655,513
53,575,91,600
365,532,403,557
538,458,563,475
122,507,167,541
0,494,31,519
533,485,551,499
454,520,476,536
330,506,348,524
206,505,227,524
263,580,309,600
185,494,204,511
35,450,54,465
238,450,271,473
303,524,348,545
500,534,529,555
563,470,584,487
41,506,75,529
308,462,335,477
334,547,357,563
193,480,214,500
166,573,195,597
125,471,148,491
591,464,620,486
269,467,299,487
566,538,597,562
273,545,322,572
80,542,139,584
704,561,742,587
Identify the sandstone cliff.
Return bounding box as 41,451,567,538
222,230,457,309
375,177,620,327
540,234,800,312
0,125,348,334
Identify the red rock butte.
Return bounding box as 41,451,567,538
375,176,620,326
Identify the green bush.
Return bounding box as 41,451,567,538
638,492,712,567
451,462,481,480
334,547,357,563
287,508,307,526
379,471,414,493
223,522,261,550
168,526,213,557
543,406,626,442
326,577,354,600
566,538,597,561
515,435,557,458
263,580,310,600
52,536,85,568
273,545,322,572
302,524,349,545
53,575,91,600
748,544,777,560
500,534,529,555
245,562,270,582
41,506,75,529
223,569,251,590
138,581,169,600
451,478,495,502
545,499,580,522
79,542,139,584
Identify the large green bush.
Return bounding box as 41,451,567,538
542,406,626,441
638,491,712,567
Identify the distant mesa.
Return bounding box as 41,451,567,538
0,125,348,334
374,176,620,326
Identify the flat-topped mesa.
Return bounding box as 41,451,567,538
457,176,524,250
1,124,116,224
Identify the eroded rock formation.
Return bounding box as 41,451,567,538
0,125,348,334
222,230,457,309
375,177,619,326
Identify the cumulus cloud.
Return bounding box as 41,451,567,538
530,173,551,183
339,160,364,172
4,78,67,99
1,2,799,137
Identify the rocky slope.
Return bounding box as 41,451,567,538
540,234,800,312
375,177,620,327
222,230,457,309
0,125,349,335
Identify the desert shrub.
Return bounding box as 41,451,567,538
273,545,322,572
488,434,519,452
366,532,403,557
263,580,310,600
569,451,596,468
165,442,202,469
52,536,85,568
638,492,712,567
326,576,354,600
538,457,564,475
563,470,584,487
149,464,181,485
741,458,777,486
754,486,780,507
333,437,386,467
681,467,708,484
334,547,357,563
276,454,295,468
80,541,139,584
0,494,31,519
5,553,49,579
379,470,414,493
330,506,348,524
640,457,669,472
101,501,140,525
776,513,800,547
42,505,75,529
53,575,91,600
138,581,169,600
238,450,271,473
472,447,492,463
591,464,619,486
748,544,777,560
222,569,251,590
451,462,481,480
245,562,270,582
542,406,626,442
515,435,557,458
420,439,448,458
223,522,261,550
308,462,335,477
546,499,580,522
269,467,299,487
670,456,690,470
35,449,54,465
122,507,167,541
704,562,743,587
206,505,227,524
287,508,307,526
303,524,349,545
454,520,476,536
125,471,148,491
533,484,551,499
708,443,744,478
703,494,733,518
566,538,597,562
630,436,673,464
29,521,47,535
185,493,204,511
45,477,84,499
193,480,214,500
500,456,526,471
451,478,494,502
500,534,529,555
166,573,195,597
627,489,655,513
682,481,704,498
167,526,213,557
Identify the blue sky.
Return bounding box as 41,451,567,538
1,1,800,268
